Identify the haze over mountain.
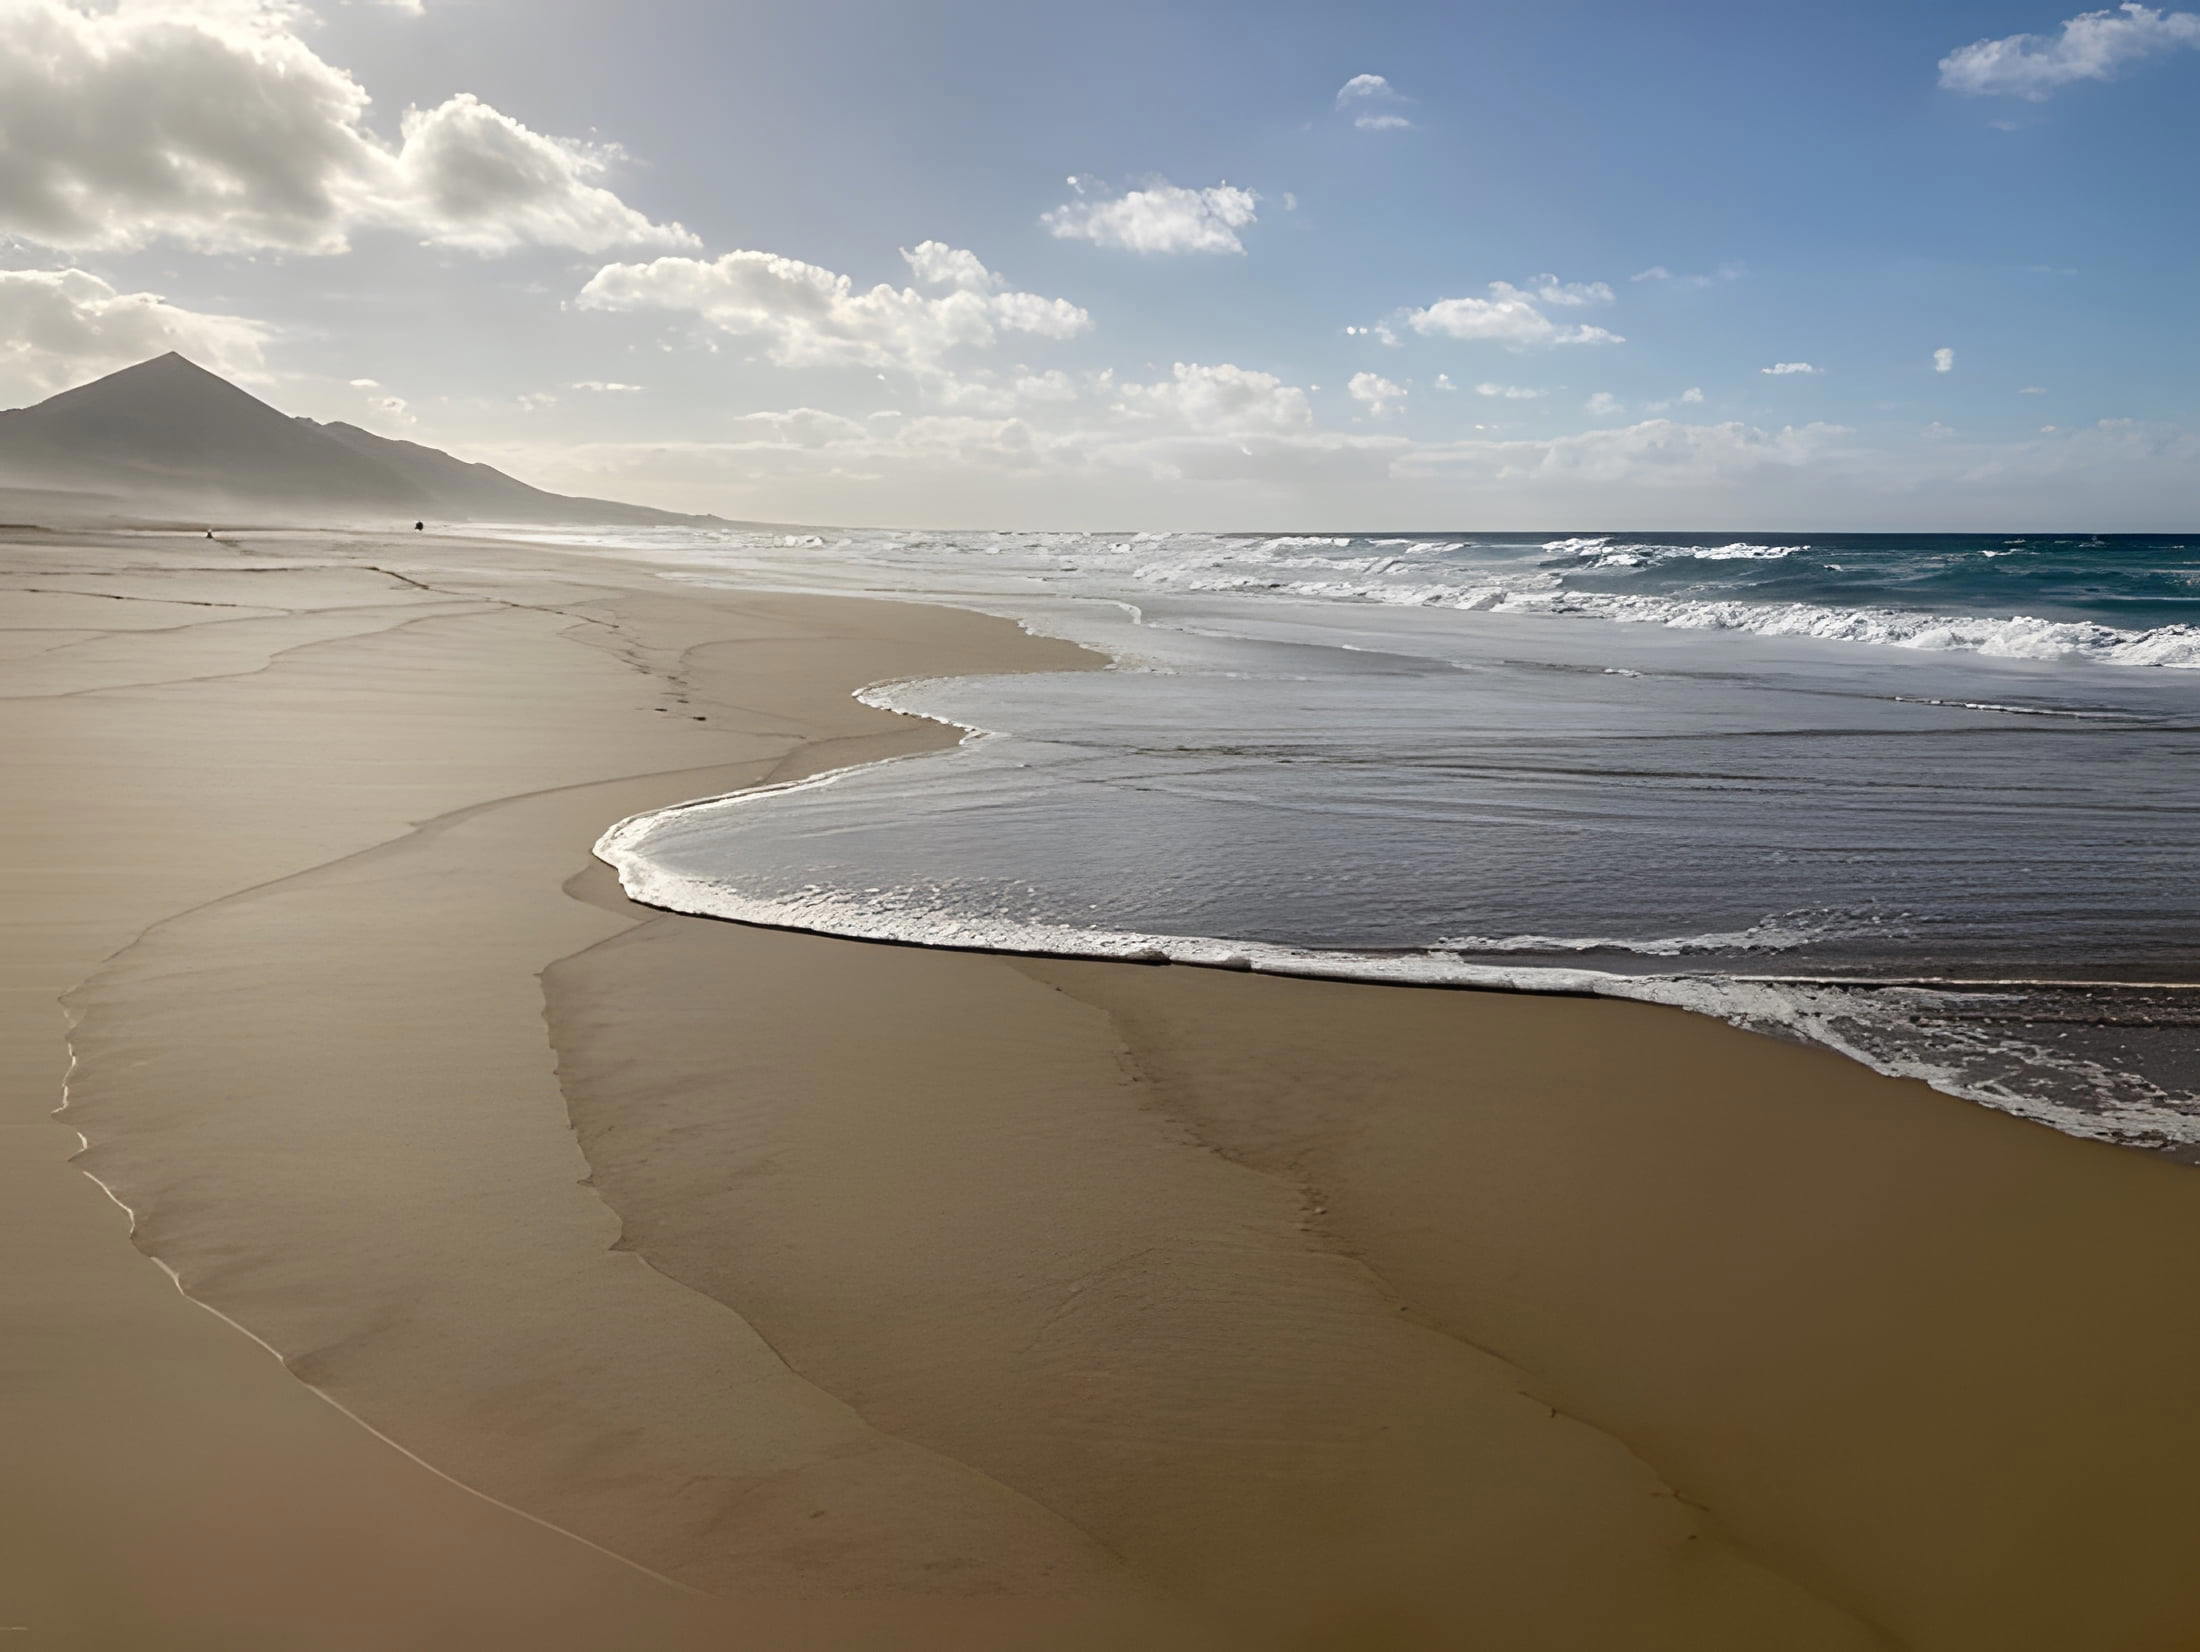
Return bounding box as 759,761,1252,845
0,355,724,527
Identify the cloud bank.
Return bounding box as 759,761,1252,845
577,244,1091,374
0,0,691,254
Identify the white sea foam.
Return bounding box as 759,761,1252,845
1545,537,1800,568
553,520,2200,1160
1436,910,1896,956
481,521,2200,673
1528,593,2200,668
1112,552,2200,668
598,791,2200,1157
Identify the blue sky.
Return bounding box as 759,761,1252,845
2,0,2197,527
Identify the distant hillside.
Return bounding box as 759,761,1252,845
0,354,727,527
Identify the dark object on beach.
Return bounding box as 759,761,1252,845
414,520,424,531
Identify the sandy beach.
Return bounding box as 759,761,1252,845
7,524,2200,1650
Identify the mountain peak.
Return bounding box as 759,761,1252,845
36,351,276,418
0,354,717,527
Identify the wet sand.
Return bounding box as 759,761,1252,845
7,527,2200,1648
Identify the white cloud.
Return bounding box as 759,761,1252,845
1406,279,1624,348
1402,418,1853,487
1348,371,1406,416
1111,361,1312,432
1475,382,1547,398
1933,346,1956,373
576,248,1091,375
1432,373,1456,390
1585,391,1624,417
508,358,1422,510
1761,361,1822,376
901,241,999,292
496,400,2200,529
1923,421,1957,439
1626,263,1743,289
1645,386,1705,412
0,0,691,255
1939,3,2200,97
1334,72,1415,130
1042,179,1260,255
2019,384,2049,394
570,379,642,392
1524,275,1616,307
348,376,380,388
0,267,270,400
1342,322,1400,346
928,367,1091,416
387,93,691,255
719,407,871,447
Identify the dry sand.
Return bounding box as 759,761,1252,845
5,526,2200,1649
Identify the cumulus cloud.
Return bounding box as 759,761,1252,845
1042,179,1260,255
1348,371,1406,415
1939,3,2200,96
1111,361,1312,432
1584,391,1624,417
901,240,999,292
1405,279,1624,347
1335,72,1415,129
387,93,690,254
1645,386,1705,411
570,379,642,392
1630,266,1672,282
1933,346,1956,373
1761,361,1822,375
576,247,1091,375
0,266,270,399
1475,382,1547,398
0,0,691,254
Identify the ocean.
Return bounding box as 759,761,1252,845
510,526,2200,1159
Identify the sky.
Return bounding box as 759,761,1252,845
2,0,2197,529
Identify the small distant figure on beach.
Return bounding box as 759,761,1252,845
204,529,213,538
414,520,424,531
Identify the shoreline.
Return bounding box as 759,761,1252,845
9,526,2200,1647
593,573,2200,1163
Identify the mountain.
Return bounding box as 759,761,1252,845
0,354,723,526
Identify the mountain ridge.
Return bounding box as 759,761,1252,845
0,354,742,528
